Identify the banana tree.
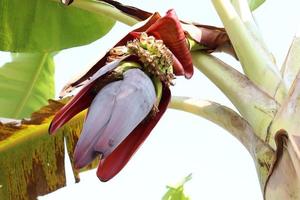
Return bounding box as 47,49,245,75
1,0,300,199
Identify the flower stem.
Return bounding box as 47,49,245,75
115,61,141,73
51,0,139,26
153,77,163,105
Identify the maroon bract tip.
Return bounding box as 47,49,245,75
146,9,193,78
49,83,94,134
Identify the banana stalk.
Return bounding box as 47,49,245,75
212,0,287,103
169,96,274,190
192,52,278,141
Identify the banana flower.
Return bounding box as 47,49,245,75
49,10,193,181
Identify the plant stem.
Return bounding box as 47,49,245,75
51,0,139,26
169,96,255,150
169,96,274,189
231,0,271,56
192,51,278,141
212,0,287,103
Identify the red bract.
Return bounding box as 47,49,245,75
61,9,193,94
145,10,193,78
49,10,192,181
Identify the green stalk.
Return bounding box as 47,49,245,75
153,77,163,104
51,0,139,26
114,61,141,73
169,96,274,189
231,0,273,59
169,96,255,150
192,52,278,141
212,0,287,103
231,0,287,104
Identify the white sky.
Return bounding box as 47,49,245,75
3,0,299,199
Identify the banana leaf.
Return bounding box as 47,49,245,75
0,0,115,52
0,100,98,200
0,53,55,119
248,0,265,11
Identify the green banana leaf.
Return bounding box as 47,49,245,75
0,100,98,200
248,0,265,11
0,0,115,52
0,53,55,119
162,174,192,200
231,0,265,11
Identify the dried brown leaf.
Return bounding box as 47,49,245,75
0,99,96,200
181,22,237,57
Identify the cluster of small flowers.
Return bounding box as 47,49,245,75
107,32,175,86
127,32,175,85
